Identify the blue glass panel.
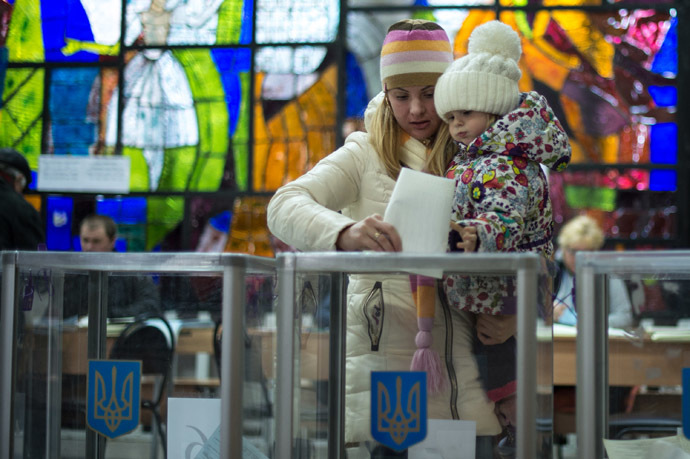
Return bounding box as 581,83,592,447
346,52,368,118
650,123,677,164
209,211,232,233
97,197,147,224
651,17,676,76
46,196,74,251
648,85,677,107
65,0,96,42
114,238,127,252
29,171,38,191
211,48,251,137
41,0,98,62
240,0,254,45
50,68,99,155
649,169,676,192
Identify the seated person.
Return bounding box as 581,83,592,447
64,214,161,319
552,215,634,329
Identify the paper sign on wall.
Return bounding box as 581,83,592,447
37,155,130,193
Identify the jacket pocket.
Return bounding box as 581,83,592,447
362,281,384,351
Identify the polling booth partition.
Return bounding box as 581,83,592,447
576,250,690,459
274,252,552,459
0,251,276,459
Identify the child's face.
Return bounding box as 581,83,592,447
445,110,493,146
387,86,443,142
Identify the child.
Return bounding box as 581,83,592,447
426,19,571,442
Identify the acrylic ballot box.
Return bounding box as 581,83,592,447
274,252,553,459
1,251,276,459
575,250,690,459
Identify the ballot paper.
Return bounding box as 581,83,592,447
603,430,690,459
383,167,455,278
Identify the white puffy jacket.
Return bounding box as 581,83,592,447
267,93,501,443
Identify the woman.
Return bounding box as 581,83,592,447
267,19,502,457
553,215,633,328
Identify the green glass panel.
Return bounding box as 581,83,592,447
173,48,228,192
6,0,44,63
0,68,44,166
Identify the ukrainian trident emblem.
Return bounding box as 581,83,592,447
87,360,141,438
371,371,427,451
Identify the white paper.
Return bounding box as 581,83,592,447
167,398,221,459
167,397,269,459
37,155,130,193
408,419,476,459
383,167,455,278
604,432,690,459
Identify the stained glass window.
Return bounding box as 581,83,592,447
1,0,685,251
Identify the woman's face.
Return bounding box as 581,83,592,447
387,85,442,142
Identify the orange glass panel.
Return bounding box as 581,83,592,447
254,65,337,192
225,196,273,257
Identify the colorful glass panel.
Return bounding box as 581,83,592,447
49,67,100,156
2,1,684,251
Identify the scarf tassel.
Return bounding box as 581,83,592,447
411,329,447,393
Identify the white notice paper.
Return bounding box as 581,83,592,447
383,167,455,278
37,155,130,193
408,419,476,459
167,397,270,459
167,398,220,459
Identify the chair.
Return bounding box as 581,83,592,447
213,320,273,419
609,412,682,439
109,314,175,458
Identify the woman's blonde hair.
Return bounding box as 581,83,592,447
557,215,605,251
425,123,456,176
368,95,404,179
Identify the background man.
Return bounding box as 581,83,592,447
64,214,161,318
0,147,44,250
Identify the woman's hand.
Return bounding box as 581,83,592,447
450,222,479,252
336,214,402,252
476,313,516,345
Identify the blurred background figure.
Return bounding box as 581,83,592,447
64,214,161,319
552,214,633,329
0,147,44,250
195,211,231,253
78,213,118,252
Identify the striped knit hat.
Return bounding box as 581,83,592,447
380,19,453,91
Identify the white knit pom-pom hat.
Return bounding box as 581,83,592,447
434,20,522,121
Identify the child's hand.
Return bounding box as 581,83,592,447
476,313,516,345
450,222,478,252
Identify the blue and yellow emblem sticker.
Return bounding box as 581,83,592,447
87,360,141,439
371,371,427,451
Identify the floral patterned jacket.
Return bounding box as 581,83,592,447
443,91,571,314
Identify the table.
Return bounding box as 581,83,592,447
541,325,690,387
57,323,331,382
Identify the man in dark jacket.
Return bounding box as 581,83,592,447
0,148,44,250
64,213,161,318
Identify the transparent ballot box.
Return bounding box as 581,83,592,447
0,251,276,459
575,251,690,459
275,252,553,459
